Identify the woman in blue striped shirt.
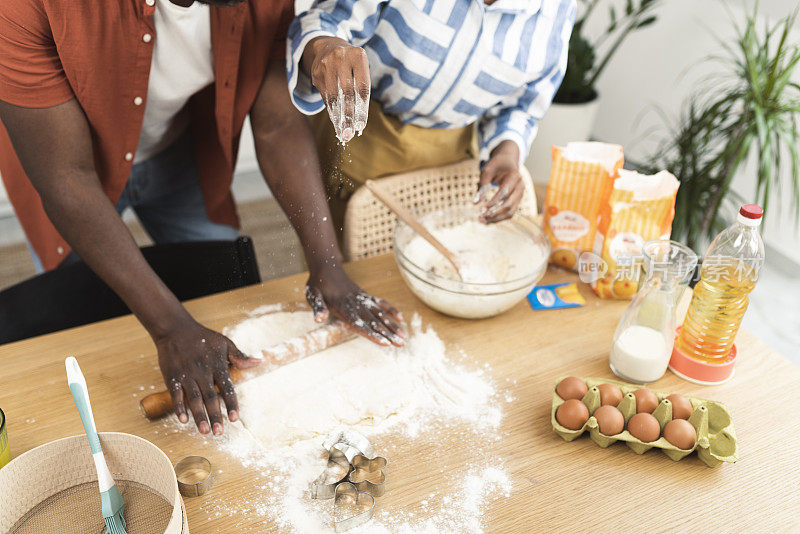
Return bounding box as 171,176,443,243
287,0,575,234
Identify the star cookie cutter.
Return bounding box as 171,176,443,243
348,454,387,498
333,482,375,533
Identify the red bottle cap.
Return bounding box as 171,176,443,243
739,204,763,219
670,328,737,385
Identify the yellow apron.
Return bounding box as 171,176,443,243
309,99,478,235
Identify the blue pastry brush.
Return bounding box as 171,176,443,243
66,356,127,534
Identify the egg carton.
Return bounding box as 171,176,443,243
550,377,738,467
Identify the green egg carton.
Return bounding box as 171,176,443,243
550,377,738,467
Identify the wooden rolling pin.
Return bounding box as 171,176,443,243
140,321,356,419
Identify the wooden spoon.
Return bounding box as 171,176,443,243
364,180,465,280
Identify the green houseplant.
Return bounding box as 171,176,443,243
644,7,800,250
554,0,662,104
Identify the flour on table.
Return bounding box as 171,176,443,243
235,335,414,447
163,309,508,533
228,310,496,448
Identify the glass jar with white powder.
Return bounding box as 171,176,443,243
609,240,698,383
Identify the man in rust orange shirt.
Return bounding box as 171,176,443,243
0,0,405,435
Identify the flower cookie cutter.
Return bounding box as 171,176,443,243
311,429,388,532
348,454,387,497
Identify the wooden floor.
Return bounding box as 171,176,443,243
0,240,33,289
0,197,305,290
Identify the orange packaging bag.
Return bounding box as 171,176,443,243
592,169,679,299
544,142,624,271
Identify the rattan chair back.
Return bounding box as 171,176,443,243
343,158,537,260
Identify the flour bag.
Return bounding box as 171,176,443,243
591,169,679,299
543,142,624,271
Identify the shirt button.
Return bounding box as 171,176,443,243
145,0,155,5
125,152,133,161
142,33,152,43
134,96,143,106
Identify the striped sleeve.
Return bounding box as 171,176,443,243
477,0,575,165
286,0,388,115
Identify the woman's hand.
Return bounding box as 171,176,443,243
475,140,526,223
302,36,370,142
305,263,405,347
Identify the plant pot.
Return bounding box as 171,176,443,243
524,96,600,186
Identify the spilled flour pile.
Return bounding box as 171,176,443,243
165,308,511,532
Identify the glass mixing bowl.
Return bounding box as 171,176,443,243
393,206,550,319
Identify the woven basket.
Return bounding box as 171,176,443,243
0,432,187,534
343,158,538,260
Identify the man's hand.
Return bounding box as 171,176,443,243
0,99,253,437
305,264,405,347
302,36,370,142
475,140,526,223
155,318,257,435
252,59,405,348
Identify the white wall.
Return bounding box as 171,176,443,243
584,0,800,263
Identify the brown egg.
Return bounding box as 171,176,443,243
556,399,590,430
627,413,661,442
663,419,697,449
598,383,623,406
593,405,624,435
666,394,693,420
556,377,588,401
633,388,659,414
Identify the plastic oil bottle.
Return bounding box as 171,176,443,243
671,204,765,383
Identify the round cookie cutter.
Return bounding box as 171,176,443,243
174,455,214,497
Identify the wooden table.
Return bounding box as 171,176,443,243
1,254,798,532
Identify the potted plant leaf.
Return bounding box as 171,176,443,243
526,0,661,184
643,7,800,252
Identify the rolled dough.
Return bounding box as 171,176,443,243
228,311,494,449
230,311,413,448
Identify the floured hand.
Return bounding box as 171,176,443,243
303,36,370,143
305,265,405,347
476,140,525,223
154,318,258,435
